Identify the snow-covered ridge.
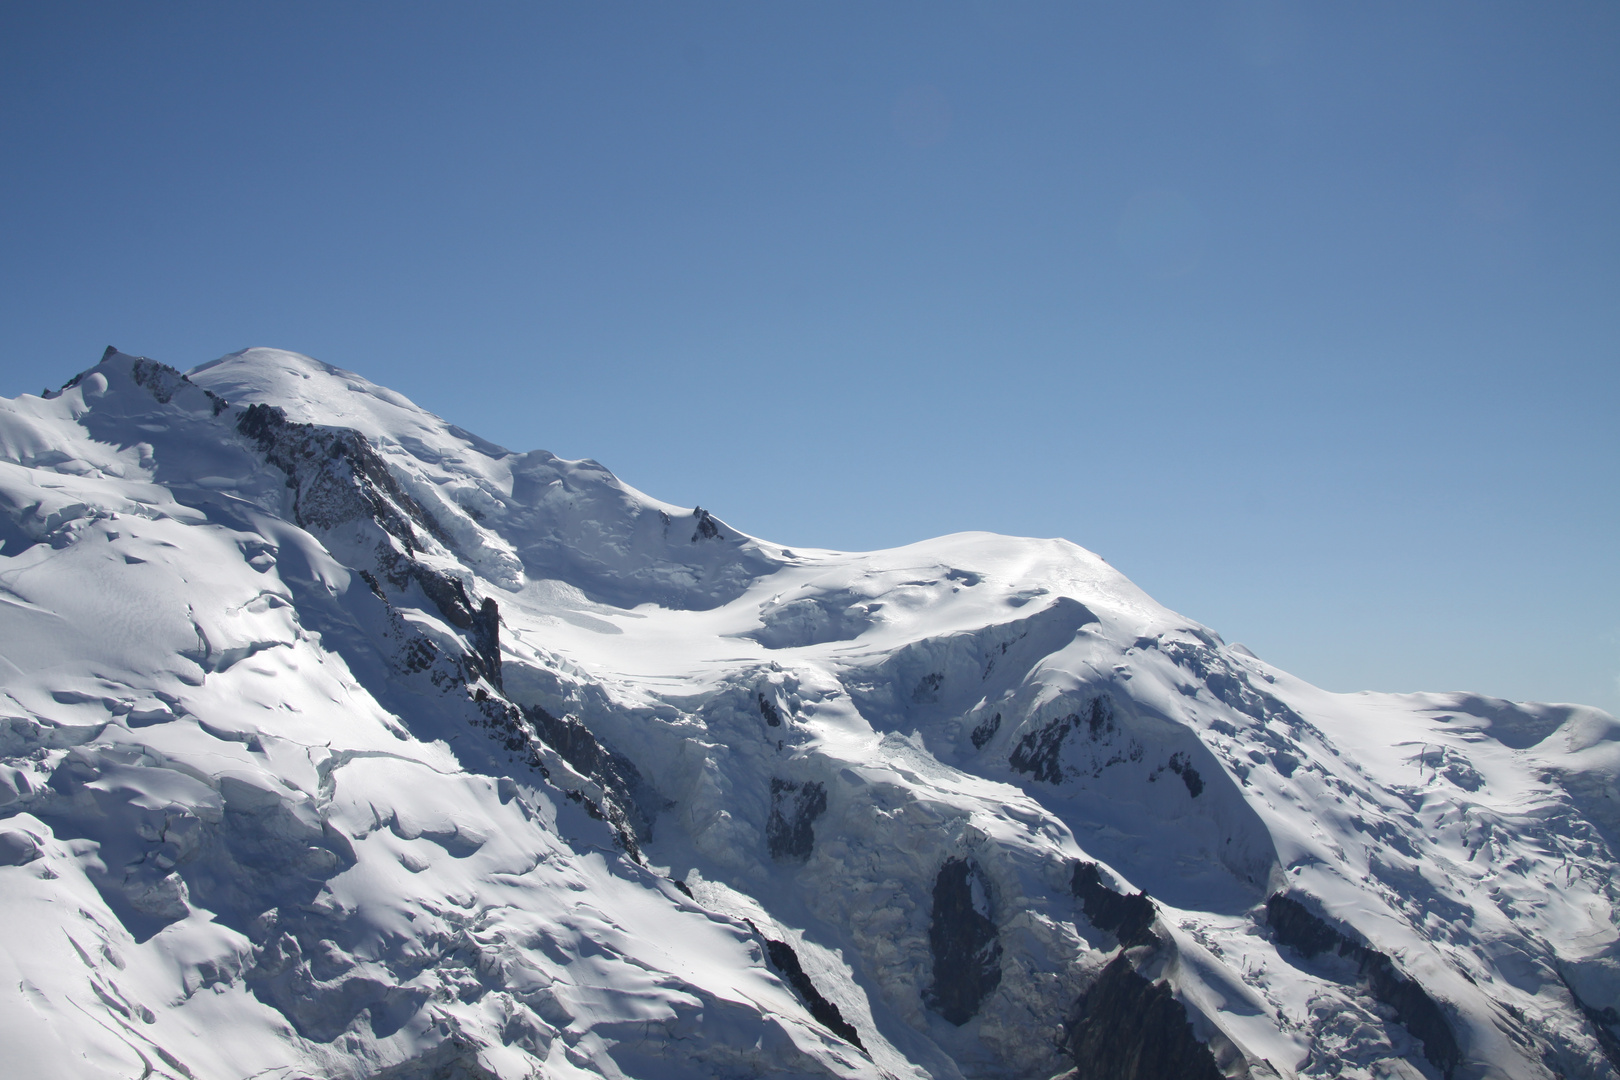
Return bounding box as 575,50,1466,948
1,347,1616,1080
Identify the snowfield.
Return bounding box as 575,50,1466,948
1,347,1616,1080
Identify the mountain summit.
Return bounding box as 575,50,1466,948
1,348,1616,1080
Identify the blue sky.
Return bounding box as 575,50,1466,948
2,2,1616,711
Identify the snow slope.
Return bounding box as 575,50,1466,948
1,346,1616,1080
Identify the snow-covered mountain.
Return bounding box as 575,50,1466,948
1,347,1616,1080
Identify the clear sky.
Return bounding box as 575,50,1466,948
2,3,1616,712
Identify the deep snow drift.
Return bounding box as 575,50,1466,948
1,347,1616,1080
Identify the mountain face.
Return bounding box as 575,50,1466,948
1,348,1617,1080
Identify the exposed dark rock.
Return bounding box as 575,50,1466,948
1062,954,1224,1080
523,704,651,859
1167,752,1204,797
1267,893,1461,1079
238,402,451,552
970,712,1001,750
1265,893,1342,957
1561,972,1620,1071
1083,698,1117,740
240,404,503,689
766,778,827,861
925,857,1002,1025
238,400,644,879
1009,717,1072,785
1009,698,1116,785
379,551,503,689
691,506,721,541
758,693,783,727
129,357,187,403
763,937,866,1052
1070,861,1158,949
473,598,501,686
101,354,230,414
565,789,603,819
357,568,388,601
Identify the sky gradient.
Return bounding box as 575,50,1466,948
2,2,1617,711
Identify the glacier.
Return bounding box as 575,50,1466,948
0,346,1616,1080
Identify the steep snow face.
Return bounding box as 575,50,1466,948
1,348,1616,1080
